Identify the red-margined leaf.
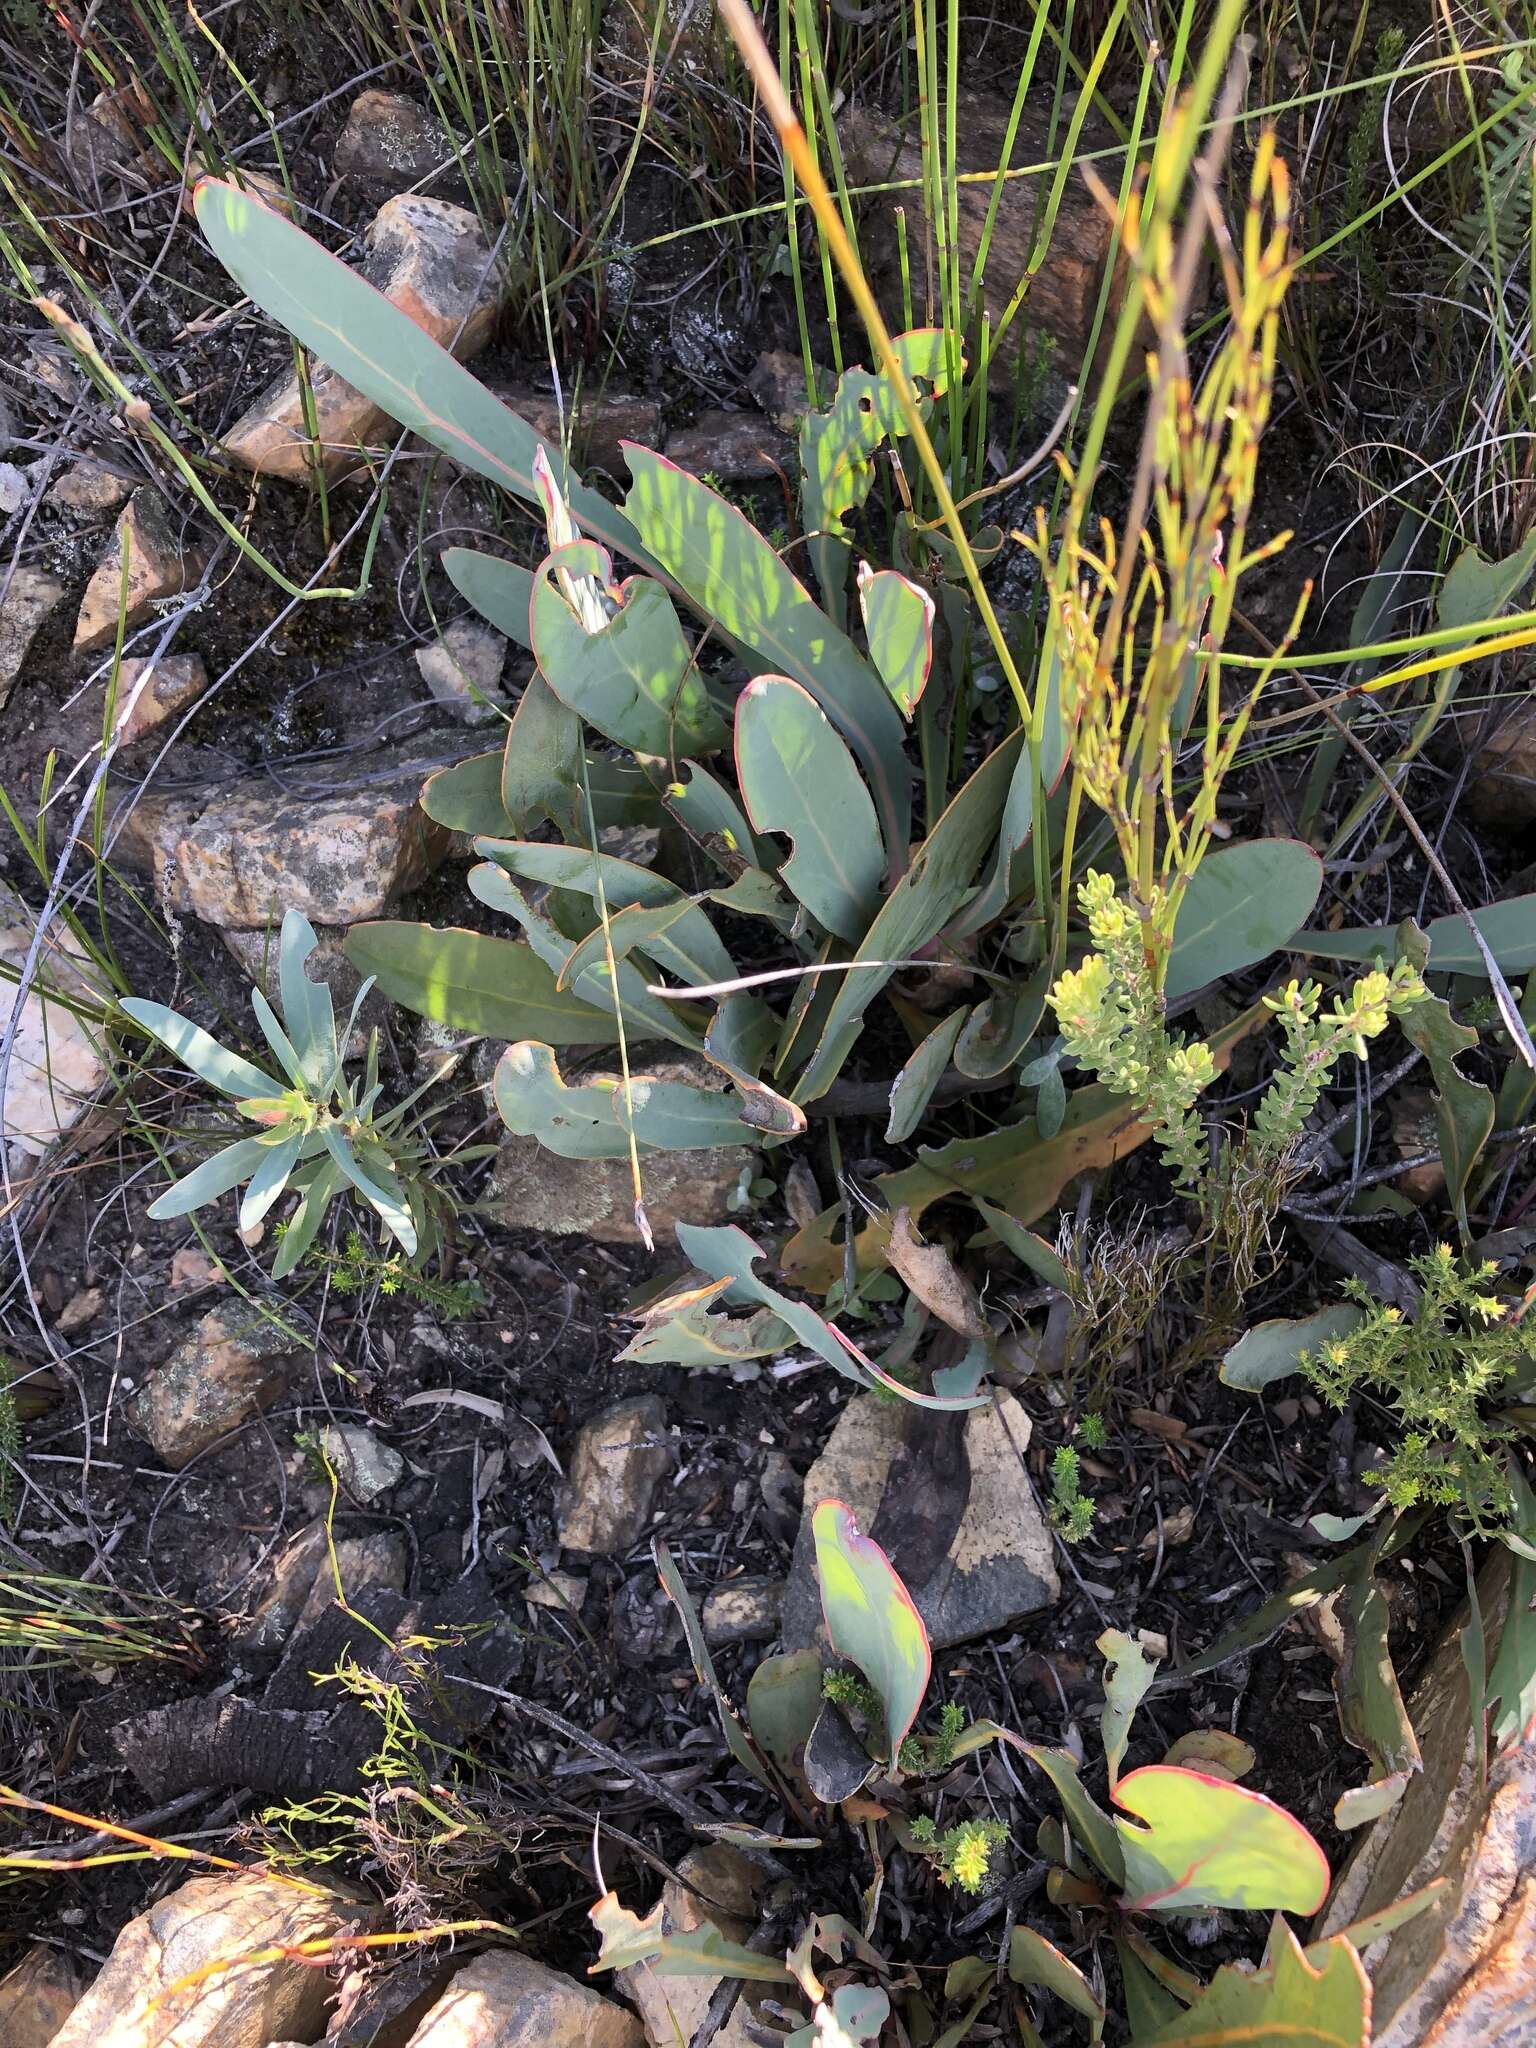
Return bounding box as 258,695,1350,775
1135,1922,1368,2048
734,675,885,941
812,1497,930,1759
858,563,935,715
1112,1765,1331,1915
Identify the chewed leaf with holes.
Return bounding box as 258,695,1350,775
735,676,885,940
858,564,935,715
1137,1922,1369,2048
588,1892,792,1980
812,1498,931,1759
1113,1765,1331,1915
617,1276,792,1367
531,539,727,759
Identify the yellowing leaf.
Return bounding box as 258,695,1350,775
811,1498,931,1758
1113,1766,1330,1916
1135,1922,1368,2047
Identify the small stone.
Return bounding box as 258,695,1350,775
46,1871,348,2048
320,1422,405,1503
221,922,388,1054
703,1574,783,1647
0,461,30,515
93,651,207,743
488,1055,758,1246
558,1394,672,1555
664,407,790,482
0,1944,88,2048
157,757,451,928
294,1530,407,1630
224,195,507,480
524,1568,588,1614
780,1390,1059,1652
415,615,508,723
1391,1086,1445,1204
488,382,662,478
73,491,207,654
0,882,110,1157
400,1951,643,2048
747,349,813,431
127,1299,306,1469
611,1572,683,1668
242,1520,330,1651
0,565,67,709
54,1286,104,1334
335,90,457,196
618,1845,765,2048
169,1247,225,1290
47,458,135,516
758,1449,803,1539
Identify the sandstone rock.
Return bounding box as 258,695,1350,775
703,1574,783,1647
748,349,813,431
335,90,457,195
401,1950,643,2047
489,382,662,477
73,491,207,654
0,882,110,1157
1315,1553,1536,2047
47,458,136,515
92,651,207,743
140,756,450,928
488,1057,758,1245
46,1870,347,2048
320,1422,405,1503
0,1944,88,2047
1471,699,1536,828
841,88,1125,383
127,1298,307,1468
558,1394,672,1556
618,1844,765,2048
0,564,66,707
781,1390,1059,1652
221,920,388,1055
294,1530,408,1630
106,790,204,894
664,407,790,482
525,1568,588,1614
415,616,508,723
224,195,506,479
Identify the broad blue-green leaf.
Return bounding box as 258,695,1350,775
618,1275,792,1367
1487,1550,1536,1752
419,751,513,836
969,1197,1073,1293
703,994,806,1136
622,446,910,860
857,564,934,715
320,1125,416,1254
238,1129,304,1231
277,911,336,1086
801,330,954,628
1008,1925,1104,2033
1294,893,1536,976
793,726,1024,1102
1221,1304,1366,1392
1165,840,1324,999
343,922,620,1043
1100,1629,1160,1791
949,645,1069,941
676,1222,988,1410
1114,1766,1331,1914
145,1134,280,1219
886,1009,968,1143
663,759,777,874
735,676,885,940
120,998,279,1101
443,548,535,651
531,540,727,758
473,839,736,989
812,1497,931,1757
746,1649,824,1780
1398,990,1494,1237
194,182,647,565
492,1040,751,1157
468,862,704,1051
